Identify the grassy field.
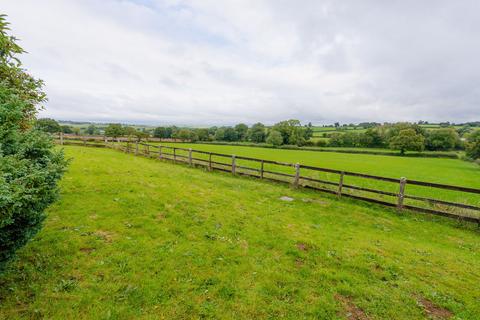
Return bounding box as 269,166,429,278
137,142,480,210
147,143,480,186
0,146,479,319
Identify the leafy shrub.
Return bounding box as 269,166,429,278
466,131,480,160
0,16,67,271
315,140,328,147
266,130,283,146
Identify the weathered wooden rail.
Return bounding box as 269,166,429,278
56,136,480,225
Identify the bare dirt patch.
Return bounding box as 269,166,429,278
94,230,114,243
417,296,453,319
335,294,369,320
79,247,95,254
295,258,304,267
296,242,308,251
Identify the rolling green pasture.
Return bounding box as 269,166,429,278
140,142,480,212
148,143,479,186
1,146,479,319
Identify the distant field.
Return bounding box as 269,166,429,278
155,142,480,187
1,146,479,319
137,142,480,210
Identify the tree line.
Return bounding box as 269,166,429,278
36,117,480,161
36,119,314,146
325,122,479,157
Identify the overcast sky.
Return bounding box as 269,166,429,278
3,0,480,126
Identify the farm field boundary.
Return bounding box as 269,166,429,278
55,136,480,225
56,133,460,159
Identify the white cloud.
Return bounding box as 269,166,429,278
3,0,480,125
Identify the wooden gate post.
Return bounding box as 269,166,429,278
208,153,212,171
260,160,264,179
397,177,407,210
135,142,139,155
83,136,87,146
231,155,236,175
158,146,163,159
173,148,177,164
60,132,64,145
188,149,193,166
337,172,345,196
146,144,150,156
293,163,300,188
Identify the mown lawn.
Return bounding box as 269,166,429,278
0,146,479,319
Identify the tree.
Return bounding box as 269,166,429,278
247,122,266,143
234,123,248,141
426,128,459,151
153,127,167,138
173,129,198,142
35,118,61,133
328,133,344,147
0,15,67,271
214,127,225,141
304,122,314,140
86,124,97,135
457,125,472,137
105,123,125,139
61,125,73,134
272,119,308,146
0,16,46,128
195,128,209,141
389,129,425,154
134,130,149,142
223,127,238,141
466,131,480,160
386,122,426,142
266,130,283,146
362,128,386,148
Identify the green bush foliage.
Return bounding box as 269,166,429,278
466,131,480,160
0,15,67,271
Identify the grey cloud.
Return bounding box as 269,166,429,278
3,0,480,125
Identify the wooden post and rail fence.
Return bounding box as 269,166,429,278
55,133,480,225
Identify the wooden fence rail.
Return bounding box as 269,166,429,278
55,136,480,225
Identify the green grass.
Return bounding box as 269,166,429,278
138,142,480,210
147,143,479,185
1,146,480,319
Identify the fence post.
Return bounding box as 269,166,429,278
209,153,212,171
173,148,176,164
293,163,300,188
60,132,64,145
260,160,264,179
188,148,193,166
158,146,162,159
397,177,407,210
104,136,108,146
126,141,130,153
337,172,344,196
135,142,139,155
231,155,236,175
83,136,87,146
